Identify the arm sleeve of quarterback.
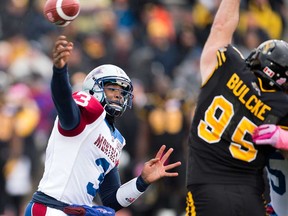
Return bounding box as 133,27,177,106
51,65,80,130
99,167,150,210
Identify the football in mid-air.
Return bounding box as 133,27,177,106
43,0,80,27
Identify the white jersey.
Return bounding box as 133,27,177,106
266,151,288,216
38,91,125,205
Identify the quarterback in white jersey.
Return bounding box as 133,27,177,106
38,91,118,204
24,35,181,216
253,124,288,216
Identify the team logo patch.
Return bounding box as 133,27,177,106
263,66,275,78
276,77,287,85
125,197,136,203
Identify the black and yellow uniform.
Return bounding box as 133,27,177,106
186,45,288,216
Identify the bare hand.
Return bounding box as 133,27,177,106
140,145,181,184
53,35,74,69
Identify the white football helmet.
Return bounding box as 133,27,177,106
82,64,133,117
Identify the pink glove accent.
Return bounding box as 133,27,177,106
277,127,288,150
252,124,288,150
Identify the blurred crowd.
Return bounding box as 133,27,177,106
0,0,288,216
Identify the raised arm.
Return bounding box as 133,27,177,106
51,35,80,130
200,0,241,84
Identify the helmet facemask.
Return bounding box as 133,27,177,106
82,64,134,118
100,78,133,117
246,40,288,91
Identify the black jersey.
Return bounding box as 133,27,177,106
186,45,288,188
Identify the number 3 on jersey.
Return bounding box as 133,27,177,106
198,96,258,162
74,92,92,107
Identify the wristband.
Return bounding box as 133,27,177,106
136,175,150,192
116,177,144,207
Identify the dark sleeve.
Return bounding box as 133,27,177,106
51,65,80,130
98,167,122,211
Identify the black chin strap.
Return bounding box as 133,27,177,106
104,103,123,117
